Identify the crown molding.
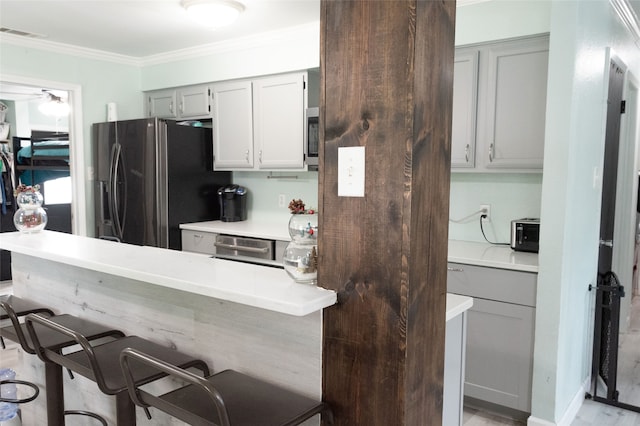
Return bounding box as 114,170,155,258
0,33,143,67
609,0,640,46
140,21,320,66
0,21,320,68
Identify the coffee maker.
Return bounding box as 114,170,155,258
218,184,248,222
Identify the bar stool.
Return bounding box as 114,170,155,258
0,295,54,350
0,295,123,425
25,313,211,426
120,347,334,426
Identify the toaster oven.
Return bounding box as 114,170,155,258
511,218,540,253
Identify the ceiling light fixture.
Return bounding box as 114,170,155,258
39,92,70,117
181,0,245,29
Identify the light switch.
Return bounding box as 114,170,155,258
338,146,365,197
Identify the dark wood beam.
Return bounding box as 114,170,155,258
319,1,455,424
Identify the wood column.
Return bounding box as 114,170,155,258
319,1,455,424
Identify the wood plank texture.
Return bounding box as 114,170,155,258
319,1,455,425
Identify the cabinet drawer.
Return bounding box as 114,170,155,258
181,230,217,255
447,263,536,307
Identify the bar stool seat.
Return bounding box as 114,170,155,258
120,348,334,426
0,295,54,349
1,296,123,426
26,313,210,425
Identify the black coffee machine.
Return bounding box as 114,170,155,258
218,184,248,222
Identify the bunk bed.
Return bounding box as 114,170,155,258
12,131,70,186
11,130,72,234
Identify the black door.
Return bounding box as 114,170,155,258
589,56,637,412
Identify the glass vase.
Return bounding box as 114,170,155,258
283,241,318,285
288,213,318,244
13,189,48,233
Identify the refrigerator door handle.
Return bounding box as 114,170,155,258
109,143,127,240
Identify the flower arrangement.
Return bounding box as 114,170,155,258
288,199,315,214
14,184,40,197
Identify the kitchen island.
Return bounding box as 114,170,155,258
0,231,472,425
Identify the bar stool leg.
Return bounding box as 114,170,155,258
45,362,64,426
116,390,136,426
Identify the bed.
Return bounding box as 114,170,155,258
13,131,70,186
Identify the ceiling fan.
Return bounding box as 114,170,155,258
0,85,67,102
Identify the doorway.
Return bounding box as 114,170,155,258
0,75,86,235
589,52,640,413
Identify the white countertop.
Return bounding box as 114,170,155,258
0,231,336,317
446,293,473,322
181,219,539,273
181,216,291,241
447,240,538,273
1,230,475,321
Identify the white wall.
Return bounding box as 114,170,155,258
532,1,640,424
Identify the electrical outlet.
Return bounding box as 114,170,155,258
278,194,286,208
480,204,491,222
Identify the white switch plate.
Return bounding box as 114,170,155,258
338,146,365,197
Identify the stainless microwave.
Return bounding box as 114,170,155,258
306,107,319,170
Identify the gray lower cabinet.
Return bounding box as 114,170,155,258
181,229,217,255
447,263,536,414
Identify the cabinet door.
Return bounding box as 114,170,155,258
483,37,549,169
148,89,177,118
179,85,211,118
451,49,479,169
463,297,535,412
212,80,254,170
253,73,306,170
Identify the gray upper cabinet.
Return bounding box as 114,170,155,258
253,73,306,170
212,72,308,171
211,80,255,169
483,36,549,170
451,49,479,168
452,35,549,172
147,89,177,118
146,84,211,119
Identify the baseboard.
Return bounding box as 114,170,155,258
527,378,590,426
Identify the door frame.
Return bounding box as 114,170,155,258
1,74,86,235
612,64,640,333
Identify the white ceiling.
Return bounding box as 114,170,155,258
1,0,639,60
0,0,321,58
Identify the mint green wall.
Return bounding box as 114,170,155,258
0,43,143,230
533,1,640,423
141,24,320,90
232,171,319,219
455,0,551,46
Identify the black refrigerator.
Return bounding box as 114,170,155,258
93,118,231,250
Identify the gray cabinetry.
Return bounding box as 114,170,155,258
181,229,217,255
146,84,211,119
482,36,549,170
211,80,254,169
212,72,308,171
447,262,536,414
451,49,479,168
452,35,549,172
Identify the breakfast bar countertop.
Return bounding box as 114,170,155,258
0,230,336,316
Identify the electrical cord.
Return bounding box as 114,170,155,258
479,215,510,246
449,208,485,224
